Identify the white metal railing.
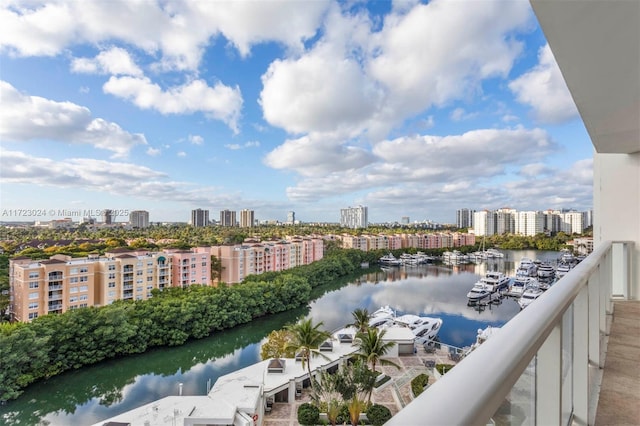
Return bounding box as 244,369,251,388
385,241,633,426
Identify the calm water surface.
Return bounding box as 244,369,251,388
0,250,561,425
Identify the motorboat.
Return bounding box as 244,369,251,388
518,284,545,309
537,262,556,279
555,261,572,279
479,271,511,293
443,250,469,264
379,253,401,266
508,276,539,298
394,314,443,343
368,306,395,328
516,258,538,277
467,283,493,304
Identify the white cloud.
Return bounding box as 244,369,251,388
103,76,243,133
0,0,330,70
0,80,146,157
264,134,377,176
177,151,187,157
509,44,579,124
188,134,204,145
71,47,143,76
450,108,478,122
282,127,557,201
146,147,161,156
225,141,260,150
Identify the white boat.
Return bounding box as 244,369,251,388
479,271,511,292
485,248,504,258
465,325,501,355
394,314,443,343
537,262,556,279
443,250,469,264
368,305,395,328
379,253,401,266
518,284,545,309
560,250,575,264
555,261,572,279
516,258,538,277
467,282,493,304
508,276,539,298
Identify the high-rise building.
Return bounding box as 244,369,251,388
401,216,410,225
340,205,368,229
473,210,495,236
495,208,516,234
129,210,150,228
287,211,296,225
103,209,113,224
515,211,545,236
240,209,255,228
220,209,236,227
456,209,475,228
191,209,209,227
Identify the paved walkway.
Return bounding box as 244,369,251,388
595,301,640,425
261,346,459,426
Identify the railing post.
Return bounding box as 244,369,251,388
588,268,602,369
573,286,589,425
536,323,562,425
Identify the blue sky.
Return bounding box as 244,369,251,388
0,0,593,225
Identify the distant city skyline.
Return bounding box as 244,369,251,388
0,1,593,224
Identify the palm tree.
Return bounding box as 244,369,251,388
353,328,400,374
285,318,331,397
347,308,371,333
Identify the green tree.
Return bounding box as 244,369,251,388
285,318,331,397
353,328,400,374
347,308,371,333
260,329,295,360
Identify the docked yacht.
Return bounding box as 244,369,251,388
394,314,443,344
479,271,511,292
555,261,572,279
368,306,395,328
508,276,539,298
537,262,556,279
516,258,538,277
518,284,545,309
466,282,493,304
379,253,401,266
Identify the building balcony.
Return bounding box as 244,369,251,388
48,284,63,291
387,241,637,425
123,285,133,290
48,294,63,301
48,303,63,311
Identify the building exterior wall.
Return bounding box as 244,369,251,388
340,206,368,229
594,152,640,299
240,209,255,228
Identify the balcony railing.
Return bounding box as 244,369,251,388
386,241,633,426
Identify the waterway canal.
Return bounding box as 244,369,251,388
0,249,561,425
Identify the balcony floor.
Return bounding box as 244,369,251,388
595,301,640,425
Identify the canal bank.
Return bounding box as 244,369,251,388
0,250,561,425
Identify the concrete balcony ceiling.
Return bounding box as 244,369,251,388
531,0,640,154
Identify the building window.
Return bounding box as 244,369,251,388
80,276,88,282
108,282,116,288
29,292,39,300
28,302,38,310
28,272,39,279
108,264,116,271
108,273,116,279
69,277,79,283
79,267,88,273
28,312,38,320
108,291,115,297
136,270,143,276
29,282,39,289
79,303,88,308
69,296,78,303
79,285,88,292
79,295,88,301
70,268,78,275
70,287,78,293
147,276,153,282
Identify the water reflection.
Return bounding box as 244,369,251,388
0,250,560,425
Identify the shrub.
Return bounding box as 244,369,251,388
298,402,320,425
435,363,455,375
411,373,429,397
336,404,350,424
366,404,393,426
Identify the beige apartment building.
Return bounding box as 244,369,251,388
9,247,212,323
337,232,476,251
211,237,324,284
